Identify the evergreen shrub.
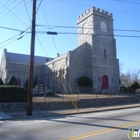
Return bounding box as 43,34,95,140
6,76,18,86
77,76,92,87
46,92,55,96
131,81,140,91
0,85,27,102
0,78,4,85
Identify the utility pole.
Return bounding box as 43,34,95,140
27,0,36,116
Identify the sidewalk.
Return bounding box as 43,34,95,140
1,103,140,120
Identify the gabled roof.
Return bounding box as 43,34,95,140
45,51,69,65
4,49,54,65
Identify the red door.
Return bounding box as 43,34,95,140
102,75,108,89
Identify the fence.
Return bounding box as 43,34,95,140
33,87,140,103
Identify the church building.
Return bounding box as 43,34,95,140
0,7,120,93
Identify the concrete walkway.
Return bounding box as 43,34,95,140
0,112,13,120
1,103,140,120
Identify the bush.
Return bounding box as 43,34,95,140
24,78,28,89
24,78,36,90
6,76,18,85
77,76,92,87
46,92,55,96
120,86,135,93
131,81,140,91
0,85,27,102
0,78,4,85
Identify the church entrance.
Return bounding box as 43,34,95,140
102,75,108,89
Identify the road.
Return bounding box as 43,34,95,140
0,107,140,140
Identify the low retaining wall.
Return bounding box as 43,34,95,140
0,96,139,111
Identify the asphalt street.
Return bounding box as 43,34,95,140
0,107,140,140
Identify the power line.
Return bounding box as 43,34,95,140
110,9,140,16
0,27,30,48
0,1,29,27
0,34,19,45
31,0,43,22
0,25,30,33
0,39,18,49
23,0,31,22
54,0,90,7
37,24,140,33
41,5,59,53
1,25,140,38
36,34,48,57
0,0,9,12
115,0,140,4
0,0,15,15
33,1,50,58
0,1,23,21
0,0,10,10
36,0,43,15
1,2,32,26
41,31,140,38
0,33,28,49
54,0,140,15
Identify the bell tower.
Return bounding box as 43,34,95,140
77,7,120,93
77,7,114,46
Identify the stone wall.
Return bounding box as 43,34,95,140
45,52,70,91
0,49,49,85
69,44,92,90
0,97,139,111
2,60,45,86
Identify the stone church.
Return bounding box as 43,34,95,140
0,7,120,93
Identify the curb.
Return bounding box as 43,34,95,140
1,103,140,121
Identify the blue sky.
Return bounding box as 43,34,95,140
0,0,140,73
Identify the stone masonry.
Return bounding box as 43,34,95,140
0,96,139,111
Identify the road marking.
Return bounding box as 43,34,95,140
61,120,140,140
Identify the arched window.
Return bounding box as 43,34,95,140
82,23,87,34
100,21,107,32
102,75,108,89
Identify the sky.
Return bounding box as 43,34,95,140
0,0,140,73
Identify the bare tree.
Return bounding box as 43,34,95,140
120,68,140,87
119,62,124,75
130,69,140,83
120,71,132,87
